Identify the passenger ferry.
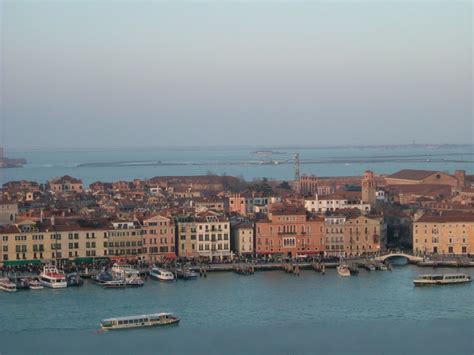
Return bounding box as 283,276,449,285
100,313,180,330
150,267,175,281
39,266,67,288
0,278,17,292
413,273,471,286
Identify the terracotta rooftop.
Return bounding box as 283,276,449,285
416,212,474,223
387,169,441,181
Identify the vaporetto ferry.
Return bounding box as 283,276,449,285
413,273,471,286
100,313,180,330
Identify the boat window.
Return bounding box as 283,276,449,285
118,321,123,325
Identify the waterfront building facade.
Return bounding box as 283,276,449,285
142,215,176,262
255,206,325,258
0,219,109,264
107,221,144,259
230,220,254,257
413,212,474,255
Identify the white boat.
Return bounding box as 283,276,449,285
28,279,44,290
0,278,17,292
100,313,180,330
337,264,351,277
150,267,174,281
111,264,144,287
103,280,127,289
39,265,67,288
413,273,471,286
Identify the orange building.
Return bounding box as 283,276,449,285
142,215,176,262
255,206,325,258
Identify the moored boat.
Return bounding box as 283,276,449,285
66,272,84,287
100,313,180,330
92,268,114,284
103,280,127,289
150,267,174,281
337,264,351,277
28,279,44,290
0,278,17,292
39,265,67,288
413,273,471,286
177,269,198,280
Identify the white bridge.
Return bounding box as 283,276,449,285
375,252,423,263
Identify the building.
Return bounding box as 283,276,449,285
304,192,371,214
175,211,231,260
0,219,109,265
0,201,18,225
48,176,83,193
230,220,254,257
255,205,325,258
413,212,474,255
228,193,281,215
142,215,176,262
385,169,465,188
107,221,144,260
191,197,226,212
361,170,377,206
324,210,386,256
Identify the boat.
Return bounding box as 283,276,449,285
92,268,114,284
28,279,44,290
348,265,359,275
149,267,175,281
413,274,471,286
337,264,351,277
0,278,17,292
126,278,145,287
16,278,31,290
103,280,127,289
67,272,84,287
100,313,180,330
39,265,67,288
177,269,198,280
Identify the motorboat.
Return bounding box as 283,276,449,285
28,279,44,290
413,274,471,286
150,267,175,281
100,313,180,330
0,278,17,292
337,264,351,277
177,268,198,280
92,268,113,284
66,272,84,287
103,280,127,289
39,266,67,288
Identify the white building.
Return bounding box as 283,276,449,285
304,192,371,214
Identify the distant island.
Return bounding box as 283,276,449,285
0,147,26,168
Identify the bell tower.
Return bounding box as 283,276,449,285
362,170,376,207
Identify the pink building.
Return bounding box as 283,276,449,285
142,215,176,262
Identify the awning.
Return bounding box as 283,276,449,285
2,259,42,266
74,257,94,263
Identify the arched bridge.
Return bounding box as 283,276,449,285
376,252,423,263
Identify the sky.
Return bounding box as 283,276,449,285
0,0,472,150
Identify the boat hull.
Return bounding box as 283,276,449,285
40,280,67,288
101,318,180,330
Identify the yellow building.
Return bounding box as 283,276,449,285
413,213,474,255
0,219,109,265
107,221,144,260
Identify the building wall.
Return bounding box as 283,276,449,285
255,213,324,258
231,227,254,256
1,227,108,263
195,220,231,259
0,203,18,225
142,215,176,262
107,222,143,258
413,221,474,255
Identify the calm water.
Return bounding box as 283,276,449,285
1,145,473,185
1,266,473,354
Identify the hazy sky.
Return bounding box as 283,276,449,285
1,1,472,149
